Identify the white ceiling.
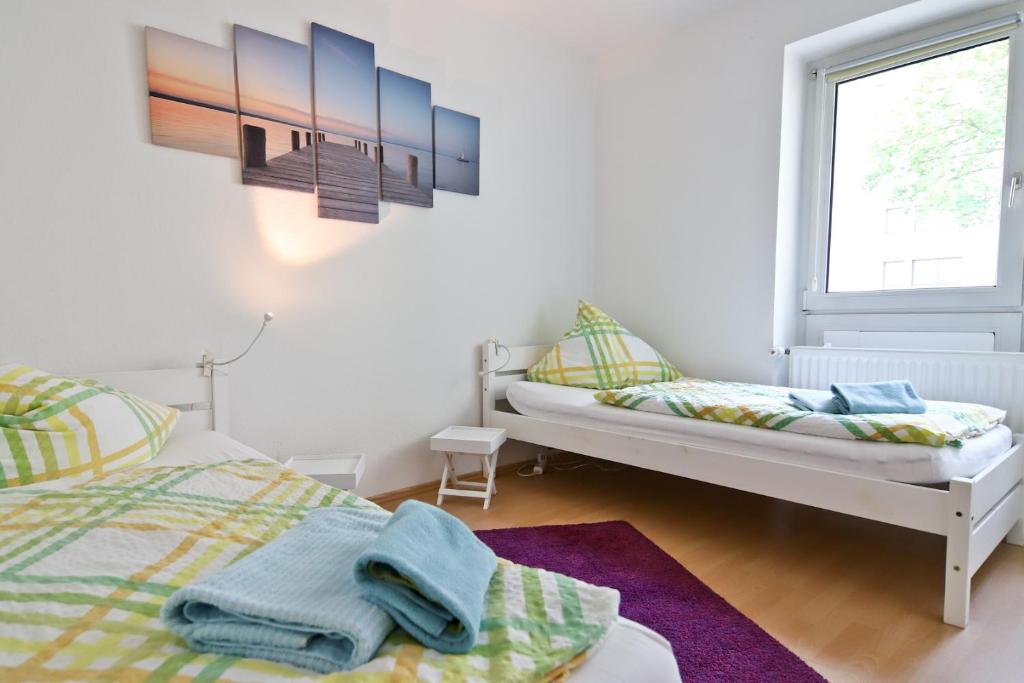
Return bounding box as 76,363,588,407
460,0,736,56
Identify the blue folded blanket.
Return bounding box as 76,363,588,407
789,380,926,414
354,499,497,654
161,506,395,674
831,380,926,414
788,389,839,413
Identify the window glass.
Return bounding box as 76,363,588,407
827,39,1010,292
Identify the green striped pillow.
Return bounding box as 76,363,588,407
0,364,178,489
528,300,681,389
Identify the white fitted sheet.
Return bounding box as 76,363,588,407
506,381,1014,484
151,431,683,682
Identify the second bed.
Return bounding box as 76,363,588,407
506,380,1014,485
482,341,1024,628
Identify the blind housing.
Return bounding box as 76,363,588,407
824,13,1021,84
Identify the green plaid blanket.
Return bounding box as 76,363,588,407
595,378,1006,447
0,459,618,681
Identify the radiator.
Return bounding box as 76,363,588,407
788,346,1024,432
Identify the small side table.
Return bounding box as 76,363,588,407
430,426,506,510
283,453,367,491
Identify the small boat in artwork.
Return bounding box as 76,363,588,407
457,152,470,163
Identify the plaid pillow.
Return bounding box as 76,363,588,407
528,300,681,389
0,364,178,489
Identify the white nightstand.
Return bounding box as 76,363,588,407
284,453,366,491
430,426,507,510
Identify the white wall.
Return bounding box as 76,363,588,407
592,0,965,384
0,0,595,496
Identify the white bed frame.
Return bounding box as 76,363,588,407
83,367,229,436
481,341,1024,628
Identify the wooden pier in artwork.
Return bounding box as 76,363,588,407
315,142,380,222
381,160,432,208
239,124,432,217
241,128,315,193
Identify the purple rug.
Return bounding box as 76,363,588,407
476,521,825,683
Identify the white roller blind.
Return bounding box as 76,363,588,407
824,13,1021,84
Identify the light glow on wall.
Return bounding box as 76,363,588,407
250,190,375,265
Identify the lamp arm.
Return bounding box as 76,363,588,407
211,318,270,367
198,313,274,373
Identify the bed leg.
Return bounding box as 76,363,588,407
943,544,970,628
1007,520,1024,546
943,479,972,628
1007,482,1024,546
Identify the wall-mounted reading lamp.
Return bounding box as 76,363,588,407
199,312,274,376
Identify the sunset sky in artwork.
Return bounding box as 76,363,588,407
434,107,480,161
312,23,378,141
378,68,431,152
234,25,312,129
146,27,235,111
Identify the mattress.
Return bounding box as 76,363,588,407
505,381,1014,484
141,431,683,682
150,429,275,467
573,617,680,682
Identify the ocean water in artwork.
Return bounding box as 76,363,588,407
433,106,480,196
149,97,238,158
145,27,237,158
434,153,479,196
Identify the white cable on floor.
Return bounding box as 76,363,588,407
516,451,628,477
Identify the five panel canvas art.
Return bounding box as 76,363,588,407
145,23,480,224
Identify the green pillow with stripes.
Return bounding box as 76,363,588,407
528,300,681,389
0,364,178,489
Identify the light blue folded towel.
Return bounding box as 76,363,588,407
161,507,395,674
831,380,926,414
788,389,839,413
354,499,497,654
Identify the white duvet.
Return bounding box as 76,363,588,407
139,430,682,683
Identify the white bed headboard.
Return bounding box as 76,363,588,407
480,342,549,426
82,367,229,436
481,341,1024,432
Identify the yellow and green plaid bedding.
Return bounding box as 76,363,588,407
0,458,618,682
0,364,178,490
528,301,681,389
595,378,1006,447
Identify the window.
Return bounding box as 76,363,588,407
806,12,1024,312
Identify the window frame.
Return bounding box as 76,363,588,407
804,10,1024,314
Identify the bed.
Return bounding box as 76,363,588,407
481,341,1024,628
0,367,680,683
